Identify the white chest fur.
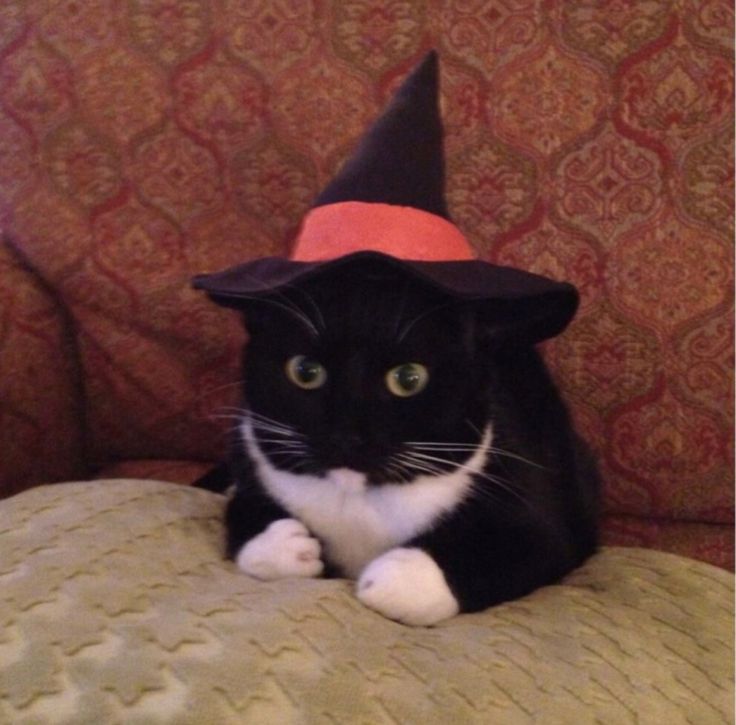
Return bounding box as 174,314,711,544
242,419,492,578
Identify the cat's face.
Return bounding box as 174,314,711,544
239,266,491,484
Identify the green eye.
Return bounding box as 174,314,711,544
285,355,327,390
386,363,429,397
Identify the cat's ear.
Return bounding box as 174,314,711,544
211,295,318,340
473,289,579,350
198,293,280,336
238,304,269,336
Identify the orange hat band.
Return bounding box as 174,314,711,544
290,201,476,262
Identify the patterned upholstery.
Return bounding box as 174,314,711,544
0,480,732,723
0,2,733,567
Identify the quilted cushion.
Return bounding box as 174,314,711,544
0,480,732,724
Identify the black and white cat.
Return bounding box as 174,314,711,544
197,256,599,626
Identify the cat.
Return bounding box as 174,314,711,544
197,255,600,626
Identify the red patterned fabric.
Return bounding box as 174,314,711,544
0,1,732,569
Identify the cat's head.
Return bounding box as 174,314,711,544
196,253,578,484
231,261,511,483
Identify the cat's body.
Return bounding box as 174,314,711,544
199,258,599,626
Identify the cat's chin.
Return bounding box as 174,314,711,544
326,468,367,493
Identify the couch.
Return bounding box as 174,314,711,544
0,2,733,722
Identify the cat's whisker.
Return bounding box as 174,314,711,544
263,449,308,458
472,469,522,497
401,450,471,471
407,444,480,454
247,410,298,428
387,466,412,484
208,413,246,422
383,463,409,484
396,300,455,342
488,447,549,471
468,469,533,512
246,412,305,439
246,410,283,422
207,419,252,438
256,447,309,456
406,439,547,471
252,275,327,334
211,264,324,337
391,283,412,339
395,450,444,468
253,440,308,449
394,453,448,479
240,412,313,468
251,419,302,434
398,446,526,512
253,428,305,442
200,380,247,398
465,418,484,436
466,481,521,518
399,449,530,510
406,441,478,448
399,462,445,479
209,409,250,427
242,293,323,337
286,284,326,333
260,273,327,335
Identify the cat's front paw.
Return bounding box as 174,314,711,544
356,548,459,626
235,518,324,580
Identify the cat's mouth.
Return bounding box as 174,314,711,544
314,449,396,484
326,468,367,492
243,413,487,485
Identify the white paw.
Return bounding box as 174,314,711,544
235,518,324,580
356,548,460,626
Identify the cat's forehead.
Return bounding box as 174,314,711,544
294,271,453,340
304,268,443,310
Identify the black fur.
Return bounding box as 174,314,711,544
199,261,599,614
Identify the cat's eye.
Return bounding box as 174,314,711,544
285,355,327,390
385,363,429,397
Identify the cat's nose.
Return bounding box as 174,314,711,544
326,433,363,455
323,433,369,469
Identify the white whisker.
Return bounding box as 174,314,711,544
396,301,455,342
402,450,468,470
288,285,326,333
383,460,410,483
247,412,305,439
208,413,245,422
200,380,246,397
408,444,479,453
488,447,548,470
394,453,447,478
212,264,324,337
406,439,546,471
253,440,307,449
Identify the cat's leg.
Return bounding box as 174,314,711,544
226,488,324,581
236,518,324,580
356,517,571,625
356,547,459,626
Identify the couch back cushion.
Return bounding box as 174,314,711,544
2,5,732,536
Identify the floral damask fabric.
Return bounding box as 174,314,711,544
0,1,732,567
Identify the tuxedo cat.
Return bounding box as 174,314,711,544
197,256,599,626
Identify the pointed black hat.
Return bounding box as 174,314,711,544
194,51,578,344
313,50,449,218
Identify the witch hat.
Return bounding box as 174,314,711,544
194,51,578,344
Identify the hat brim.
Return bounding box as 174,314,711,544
192,251,579,344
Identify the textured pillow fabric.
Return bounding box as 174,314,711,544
0,480,732,724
